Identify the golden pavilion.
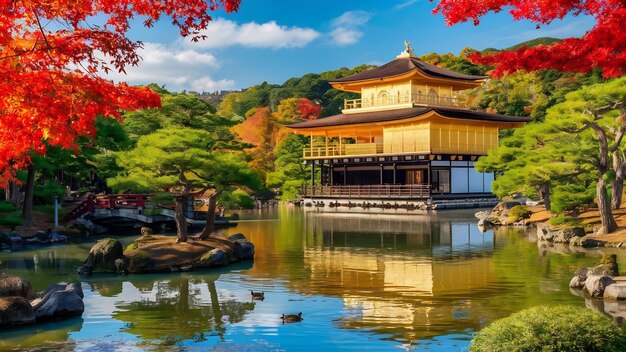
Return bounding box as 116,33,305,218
287,42,530,207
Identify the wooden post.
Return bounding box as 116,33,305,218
330,165,334,186
426,161,433,196
380,164,384,185
310,132,314,157
393,163,397,184
339,132,343,156
343,165,347,185
325,130,328,157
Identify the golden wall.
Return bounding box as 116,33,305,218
383,121,430,153
380,120,498,155
430,122,498,155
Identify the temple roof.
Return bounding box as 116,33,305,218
329,57,488,84
287,107,532,129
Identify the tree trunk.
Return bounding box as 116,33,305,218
200,193,218,239
612,150,625,210
541,183,551,211
598,177,618,234
22,164,35,224
175,195,188,242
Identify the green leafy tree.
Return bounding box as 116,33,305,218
109,127,259,241
266,134,311,200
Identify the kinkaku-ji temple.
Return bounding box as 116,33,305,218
287,42,531,210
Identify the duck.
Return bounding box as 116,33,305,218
250,290,265,301
281,312,303,323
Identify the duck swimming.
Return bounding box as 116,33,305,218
282,312,303,323
250,290,265,301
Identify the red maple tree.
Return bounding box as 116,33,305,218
433,0,625,77
0,0,241,184
296,98,322,120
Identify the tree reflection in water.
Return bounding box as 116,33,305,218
110,274,255,347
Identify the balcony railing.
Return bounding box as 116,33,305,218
302,184,431,199
344,93,466,111
304,142,383,158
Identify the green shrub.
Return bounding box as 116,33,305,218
0,202,24,229
0,201,16,213
548,214,582,227
470,305,626,352
0,213,25,228
506,205,532,223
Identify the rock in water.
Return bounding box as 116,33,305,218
0,273,32,298
584,275,616,298
604,284,626,300
0,296,35,327
32,282,84,321
228,233,247,241
198,249,229,267
233,240,255,260
570,267,590,289
77,238,124,275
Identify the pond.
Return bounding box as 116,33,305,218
0,207,618,351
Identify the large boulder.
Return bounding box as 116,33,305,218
584,274,616,298
569,236,604,248
0,296,35,327
604,283,626,300
77,238,125,275
0,273,31,298
233,240,255,260
126,250,154,274
228,233,247,241
26,230,67,244
552,227,586,243
197,249,229,267
593,254,620,276
488,201,522,225
32,282,84,321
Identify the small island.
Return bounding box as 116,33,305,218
77,229,254,276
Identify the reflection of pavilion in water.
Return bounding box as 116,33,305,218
301,212,498,342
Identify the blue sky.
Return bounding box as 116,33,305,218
104,0,595,92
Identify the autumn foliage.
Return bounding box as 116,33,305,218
433,0,626,77
0,0,241,184
296,98,322,120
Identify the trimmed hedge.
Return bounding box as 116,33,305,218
506,205,532,223
470,305,626,352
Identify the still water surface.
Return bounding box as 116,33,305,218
0,207,615,351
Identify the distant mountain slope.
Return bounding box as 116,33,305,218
214,37,565,118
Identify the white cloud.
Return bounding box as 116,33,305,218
394,0,419,10
330,28,364,46
188,18,320,49
191,77,235,91
331,10,372,28
100,42,234,92
329,11,372,46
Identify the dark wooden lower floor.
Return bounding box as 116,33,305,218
309,156,495,197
